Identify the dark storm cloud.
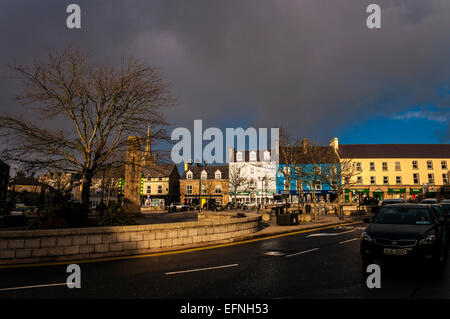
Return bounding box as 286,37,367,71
0,0,449,142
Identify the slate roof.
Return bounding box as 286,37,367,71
142,164,179,178
181,164,229,180
339,144,450,159
279,146,339,164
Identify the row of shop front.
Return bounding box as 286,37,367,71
344,187,439,202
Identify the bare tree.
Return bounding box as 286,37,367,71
294,142,328,220
228,163,248,206
38,171,74,200
0,47,175,206
278,128,301,204
321,149,359,220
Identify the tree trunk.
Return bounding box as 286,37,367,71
336,192,343,220
312,187,317,220
81,170,93,207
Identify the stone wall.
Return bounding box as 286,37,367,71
0,215,261,265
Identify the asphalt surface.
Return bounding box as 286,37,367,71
1,222,450,299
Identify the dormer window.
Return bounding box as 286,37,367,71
250,151,256,161
215,170,222,179
201,170,207,180
186,171,193,180
236,151,243,162
264,151,270,161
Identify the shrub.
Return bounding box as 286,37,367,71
99,203,135,226
30,202,89,229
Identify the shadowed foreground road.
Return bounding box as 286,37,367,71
1,223,450,299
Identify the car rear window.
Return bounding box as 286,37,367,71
373,207,433,225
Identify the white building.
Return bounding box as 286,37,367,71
228,149,277,204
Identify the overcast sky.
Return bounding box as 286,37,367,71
0,0,449,146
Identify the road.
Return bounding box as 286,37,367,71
1,222,450,299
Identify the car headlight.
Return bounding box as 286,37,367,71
418,235,437,245
361,231,373,242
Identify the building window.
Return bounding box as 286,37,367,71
215,185,221,194
249,179,255,187
201,185,207,194
215,170,222,179
357,176,363,185
250,151,256,161
443,173,449,185
428,173,434,185
157,185,162,194
147,185,151,194
383,176,388,185
370,162,375,171
186,171,193,180
370,176,376,185
412,161,418,170
395,162,401,171
186,185,193,194
264,151,271,161
396,176,402,185
427,160,433,170
413,173,420,185
158,176,163,181
236,152,243,162
442,161,448,170
250,167,255,175
201,170,207,180
382,162,388,171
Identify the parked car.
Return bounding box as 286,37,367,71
242,202,257,209
3,207,28,227
381,198,406,206
422,198,438,204
225,202,237,210
438,200,450,215
202,199,223,211
361,197,379,206
360,204,448,268
185,203,199,211
169,202,189,211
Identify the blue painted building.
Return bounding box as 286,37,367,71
276,143,339,203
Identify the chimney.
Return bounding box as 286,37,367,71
302,138,307,154
329,137,339,151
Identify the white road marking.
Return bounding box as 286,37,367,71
165,264,239,275
264,251,285,256
339,238,360,244
306,229,356,237
285,248,319,258
0,282,70,292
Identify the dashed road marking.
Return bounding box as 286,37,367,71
0,282,69,292
285,248,319,258
165,263,239,275
306,229,356,237
339,238,360,244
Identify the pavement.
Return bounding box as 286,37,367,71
136,209,367,247
239,211,367,240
